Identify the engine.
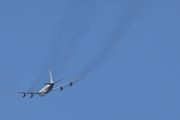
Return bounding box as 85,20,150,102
22,94,26,98
69,82,73,86
30,94,33,98
60,87,63,91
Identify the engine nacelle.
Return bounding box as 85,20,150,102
22,94,26,98
30,94,33,98
69,82,73,86
60,87,63,91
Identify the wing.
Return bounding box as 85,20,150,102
17,92,43,98
17,92,41,94
51,77,82,91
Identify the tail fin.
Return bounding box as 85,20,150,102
49,70,53,83
43,70,63,85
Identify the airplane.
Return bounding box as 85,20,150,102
17,70,82,98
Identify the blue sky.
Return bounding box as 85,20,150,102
0,0,180,120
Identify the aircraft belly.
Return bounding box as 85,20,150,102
39,93,46,97
39,91,51,97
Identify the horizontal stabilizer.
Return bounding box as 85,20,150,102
43,83,52,85
43,79,64,85
54,79,64,84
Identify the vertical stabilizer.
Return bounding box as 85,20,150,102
49,70,54,83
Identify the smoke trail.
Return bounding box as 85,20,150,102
28,0,99,91
78,1,144,78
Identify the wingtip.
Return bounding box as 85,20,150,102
76,76,82,80
17,92,25,94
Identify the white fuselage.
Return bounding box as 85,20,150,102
39,84,54,97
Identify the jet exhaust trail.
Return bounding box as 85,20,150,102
78,0,144,78
29,0,144,91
